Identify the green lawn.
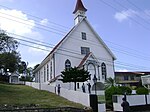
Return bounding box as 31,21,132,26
0,83,84,108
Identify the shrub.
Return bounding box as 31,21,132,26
118,86,132,95
105,86,122,109
136,87,149,95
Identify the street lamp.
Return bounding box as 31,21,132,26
93,74,97,95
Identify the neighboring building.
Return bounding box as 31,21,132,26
9,72,20,84
0,68,4,75
0,68,19,84
34,0,116,91
115,71,150,88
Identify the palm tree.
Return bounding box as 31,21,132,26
105,77,115,89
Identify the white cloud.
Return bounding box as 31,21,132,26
0,9,35,35
40,18,48,26
0,9,50,66
114,9,137,22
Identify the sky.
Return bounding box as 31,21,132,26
0,0,150,72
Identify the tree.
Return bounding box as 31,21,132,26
118,86,132,95
33,64,40,70
105,77,115,89
0,51,21,73
19,67,33,82
60,67,90,91
105,86,122,109
18,61,28,74
19,75,33,82
0,30,19,53
26,67,33,76
0,30,21,74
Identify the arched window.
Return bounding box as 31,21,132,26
47,64,49,81
50,61,52,79
65,59,71,70
87,63,96,80
44,66,46,82
101,62,107,80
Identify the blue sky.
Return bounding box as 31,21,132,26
0,0,150,71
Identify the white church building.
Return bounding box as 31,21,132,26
34,0,116,92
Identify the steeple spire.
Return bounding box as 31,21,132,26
73,0,87,14
73,0,87,25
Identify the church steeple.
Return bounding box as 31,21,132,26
73,0,87,25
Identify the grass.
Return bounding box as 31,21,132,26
0,83,84,108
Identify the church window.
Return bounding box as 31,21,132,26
50,61,52,79
65,59,71,70
44,66,46,82
82,32,86,40
38,71,40,83
101,63,107,80
81,47,90,55
47,64,49,81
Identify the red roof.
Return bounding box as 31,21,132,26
78,52,92,67
73,0,87,14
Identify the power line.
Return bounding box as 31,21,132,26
0,3,150,70
19,42,150,71
0,4,69,31
0,3,150,61
7,29,150,63
114,0,150,26
0,14,65,36
3,19,150,64
126,0,150,21
98,0,150,31
126,0,150,16
3,12,150,62
104,39,150,60
10,32,150,70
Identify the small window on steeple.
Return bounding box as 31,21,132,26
82,32,86,40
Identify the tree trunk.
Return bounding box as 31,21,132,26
74,82,76,91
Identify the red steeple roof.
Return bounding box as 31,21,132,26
73,0,87,14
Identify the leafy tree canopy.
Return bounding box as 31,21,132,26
0,51,21,73
18,61,28,74
20,75,33,82
105,77,115,89
0,30,21,74
0,30,19,53
60,67,90,90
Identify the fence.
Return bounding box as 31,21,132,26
25,82,107,112
113,95,150,111
25,82,90,107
